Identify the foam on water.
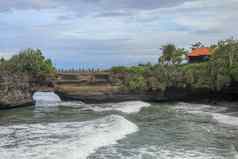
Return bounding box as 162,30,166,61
90,101,151,114
33,92,85,108
176,102,238,127
211,113,238,127
33,92,62,106
176,102,228,113
33,92,149,113
0,115,138,159
59,101,86,108
92,144,234,159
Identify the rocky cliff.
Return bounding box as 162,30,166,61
0,72,55,109
1,71,237,109
56,72,238,103
56,82,238,104
0,73,33,109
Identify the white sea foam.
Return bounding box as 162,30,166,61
94,145,227,159
176,102,238,127
32,92,150,113
59,101,86,108
33,92,85,108
0,115,138,159
211,113,238,127
33,92,62,106
90,101,151,114
176,102,227,113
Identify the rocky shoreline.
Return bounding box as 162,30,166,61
56,87,238,104
0,73,54,109
0,72,237,109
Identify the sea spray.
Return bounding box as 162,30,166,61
33,92,62,106
33,92,86,108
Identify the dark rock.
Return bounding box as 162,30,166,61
0,72,55,109
0,73,33,109
56,85,238,104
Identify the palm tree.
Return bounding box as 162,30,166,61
159,44,186,65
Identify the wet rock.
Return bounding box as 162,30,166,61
0,73,55,109
0,73,33,109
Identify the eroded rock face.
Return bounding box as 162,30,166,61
0,72,55,109
0,73,33,109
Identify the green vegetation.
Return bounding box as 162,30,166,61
0,48,56,79
159,44,187,65
0,38,237,95
124,76,146,92
111,66,145,74
111,38,238,93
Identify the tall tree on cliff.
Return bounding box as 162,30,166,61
209,38,238,90
159,44,186,65
2,48,56,79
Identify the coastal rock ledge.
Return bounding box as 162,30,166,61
0,73,32,109
0,71,237,109
0,73,54,109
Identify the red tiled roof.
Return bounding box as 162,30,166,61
188,48,210,57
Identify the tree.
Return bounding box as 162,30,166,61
172,48,187,65
191,42,205,49
5,48,56,78
125,76,146,92
208,38,238,90
210,38,238,71
0,57,5,63
159,44,176,65
159,44,186,65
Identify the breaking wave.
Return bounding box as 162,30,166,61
89,101,151,114
33,92,62,107
176,102,238,127
33,92,85,108
0,115,138,159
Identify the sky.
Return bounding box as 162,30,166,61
0,0,237,69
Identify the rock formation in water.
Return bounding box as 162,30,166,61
0,73,32,108
0,72,55,109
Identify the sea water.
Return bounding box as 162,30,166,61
0,93,238,159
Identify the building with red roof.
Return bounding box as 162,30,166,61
187,47,211,63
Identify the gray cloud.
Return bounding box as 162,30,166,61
95,0,189,10
0,0,55,12
95,11,133,18
56,0,192,18
0,0,238,68
0,0,190,13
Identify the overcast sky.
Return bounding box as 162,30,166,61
0,0,237,69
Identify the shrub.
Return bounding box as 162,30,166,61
0,48,56,78
125,76,146,92
230,65,238,82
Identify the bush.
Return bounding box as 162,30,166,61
125,76,146,92
0,48,56,78
111,66,129,73
181,62,212,89
230,65,238,82
127,66,145,74
111,38,238,93
111,66,145,74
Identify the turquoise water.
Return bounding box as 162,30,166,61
0,101,238,159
